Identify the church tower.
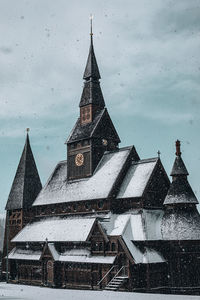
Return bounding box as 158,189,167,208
3,132,42,256
66,19,120,180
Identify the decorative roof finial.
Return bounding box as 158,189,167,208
157,150,161,158
26,128,30,133
90,14,93,41
175,139,181,157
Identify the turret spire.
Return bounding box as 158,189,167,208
90,14,93,40
164,140,198,205
175,139,181,156
171,140,188,176
5,131,42,210
79,17,105,109
83,15,101,81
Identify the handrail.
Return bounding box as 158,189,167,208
97,265,116,286
106,265,126,287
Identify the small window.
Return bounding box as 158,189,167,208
93,264,98,271
84,140,88,146
111,242,116,252
97,201,104,209
92,242,99,251
73,203,78,211
17,219,21,224
62,205,67,212
99,242,103,252
85,202,91,210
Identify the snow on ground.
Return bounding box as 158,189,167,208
0,283,199,300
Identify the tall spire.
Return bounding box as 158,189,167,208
5,131,42,210
164,140,198,205
79,16,105,109
83,15,101,81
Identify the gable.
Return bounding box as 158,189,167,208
88,221,109,242
143,159,170,208
66,109,105,144
92,109,120,143
66,108,120,145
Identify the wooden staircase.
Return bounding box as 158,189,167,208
105,275,128,291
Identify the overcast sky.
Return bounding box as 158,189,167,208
0,0,200,214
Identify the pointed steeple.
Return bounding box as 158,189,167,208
5,130,42,210
79,17,105,109
164,140,198,205
170,140,189,176
83,15,101,80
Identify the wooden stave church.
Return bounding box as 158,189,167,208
2,29,200,294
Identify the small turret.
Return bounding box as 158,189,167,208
164,140,198,205
2,131,42,273
162,140,200,240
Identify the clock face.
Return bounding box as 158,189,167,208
102,139,108,146
75,153,84,166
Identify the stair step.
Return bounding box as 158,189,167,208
105,287,117,290
104,271,128,291
107,284,119,288
112,279,124,282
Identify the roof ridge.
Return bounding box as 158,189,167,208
134,157,159,164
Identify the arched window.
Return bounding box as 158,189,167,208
111,242,116,252
97,201,104,209
73,203,78,211
99,242,103,252
85,202,91,210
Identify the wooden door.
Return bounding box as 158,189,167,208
46,260,54,286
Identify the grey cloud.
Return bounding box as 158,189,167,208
0,46,12,54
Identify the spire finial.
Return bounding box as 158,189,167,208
90,14,93,41
175,140,181,156
26,128,30,133
157,150,161,158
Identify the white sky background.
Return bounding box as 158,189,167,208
0,0,200,213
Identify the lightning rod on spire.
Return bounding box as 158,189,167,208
90,14,93,38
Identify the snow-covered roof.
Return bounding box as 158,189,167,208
12,217,96,243
100,210,165,263
8,247,42,261
58,254,116,264
141,248,165,264
117,158,158,199
164,177,198,205
122,220,165,264
48,243,116,264
101,210,163,240
33,147,131,206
